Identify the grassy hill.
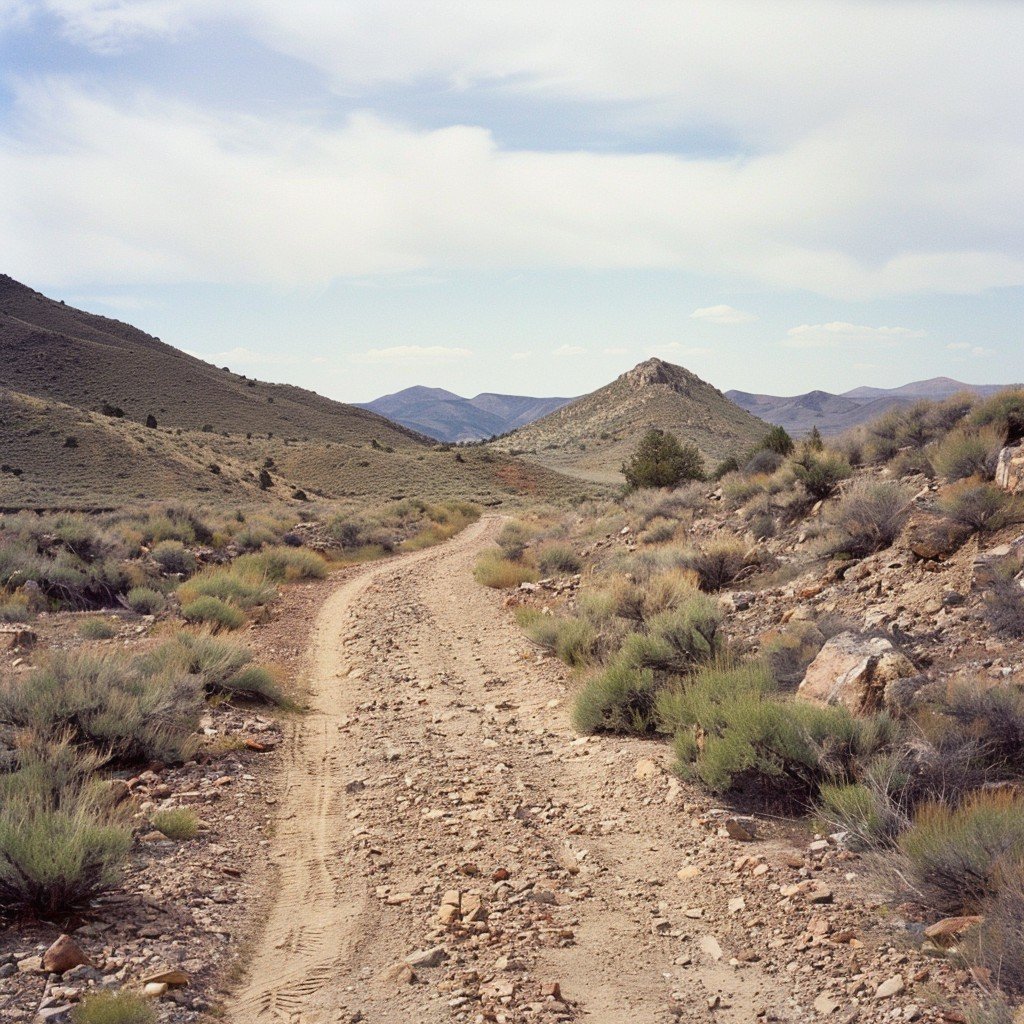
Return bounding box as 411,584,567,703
491,358,769,484
0,276,595,509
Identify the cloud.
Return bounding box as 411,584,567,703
783,322,926,349
947,342,993,358
553,345,585,356
201,345,286,366
690,304,757,325
355,344,473,364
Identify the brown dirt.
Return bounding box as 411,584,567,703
224,517,970,1024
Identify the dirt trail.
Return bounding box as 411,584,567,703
228,518,793,1024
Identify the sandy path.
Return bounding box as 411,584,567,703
227,517,789,1024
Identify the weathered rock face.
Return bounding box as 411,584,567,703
904,513,972,561
797,632,916,715
996,443,1024,493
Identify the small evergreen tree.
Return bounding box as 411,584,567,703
622,429,705,489
145,414,157,428
258,468,273,490
807,425,824,451
761,425,795,456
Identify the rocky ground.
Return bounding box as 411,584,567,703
3,511,996,1023
0,574,338,1023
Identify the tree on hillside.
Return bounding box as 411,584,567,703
807,425,824,451
761,425,795,456
622,429,705,489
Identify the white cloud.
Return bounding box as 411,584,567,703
553,345,585,356
783,322,926,349
947,342,993,358
690,304,757,325
355,345,472,364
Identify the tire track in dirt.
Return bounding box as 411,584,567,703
227,517,789,1024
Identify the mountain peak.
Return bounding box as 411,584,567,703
623,357,700,390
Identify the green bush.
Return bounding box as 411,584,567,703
0,752,131,916
930,425,1004,481
181,595,245,630
496,521,531,561
760,425,795,456
938,480,1024,532
818,782,902,849
474,551,538,589
177,566,276,609
681,540,747,591
970,389,1024,442
151,539,197,576
151,807,199,840
0,592,30,622
618,597,722,673
572,661,658,734
78,617,118,640
899,791,1024,913
792,451,852,500
622,429,704,489
125,586,166,615
234,545,327,581
73,991,156,1024
537,543,581,576
826,478,914,556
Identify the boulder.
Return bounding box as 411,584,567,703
996,443,1024,494
797,632,915,715
42,936,91,975
905,513,971,561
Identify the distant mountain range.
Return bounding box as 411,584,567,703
727,377,1020,437
357,386,576,442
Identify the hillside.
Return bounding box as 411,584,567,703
490,358,769,483
728,377,1021,436
0,276,594,508
358,385,574,442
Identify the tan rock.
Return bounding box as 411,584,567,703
905,513,971,561
142,983,168,999
634,758,658,780
875,976,905,999
42,935,91,975
797,632,915,715
923,915,982,945
996,443,1024,493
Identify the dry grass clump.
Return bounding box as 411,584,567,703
680,539,748,591
125,585,166,614
234,545,327,581
938,479,1024,532
496,521,532,561
78,616,119,640
73,991,156,1024
474,552,538,589
982,556,1024,640
825,477,914,556
181,595,246,631
151,807,199,840
151,539,197,576
930,425,1005,481
536,542,581,576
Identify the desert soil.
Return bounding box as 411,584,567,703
225,517,965,1024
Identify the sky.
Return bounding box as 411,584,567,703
1,1,1022,403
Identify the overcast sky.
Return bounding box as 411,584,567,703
2,1,1022,401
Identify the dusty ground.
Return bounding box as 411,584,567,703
224,517,971,1024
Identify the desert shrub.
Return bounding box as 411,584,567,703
970,389,1024,443
234,545,327,581
720,473,764,507
938,480,1024,532
930,425,1004,481
681,539,747,591
181,595,245,630
151,807,199,840
639,517,677,544
618,596,722,673
744,449,784,476
525,615,598,667
712,457,740,480
656,660,776,735
474,551,538,589
177,566,276,609
125,586,165,615
899,790,1024,913
78,617,118,640
887,446,934,479
970,860,1024,997
147,632,282,704
327,518,363,549
151,540,196,576
73,991,156,1024
0,593,30,622
622,429,704,489
792,451,852,500
826,478,914,556
234,523,277,551
982,557,1024,639
497,521,531,561
0,787,130,916
537,543,581,576
818,781,904,849
573,661,658,734
0,651,202,764
143,514,195,545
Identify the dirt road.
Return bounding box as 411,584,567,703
225,518,811,1023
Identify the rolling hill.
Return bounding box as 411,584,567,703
358,386,575,442
490,358,769,484
727,377,1021,437
0,276,594,508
